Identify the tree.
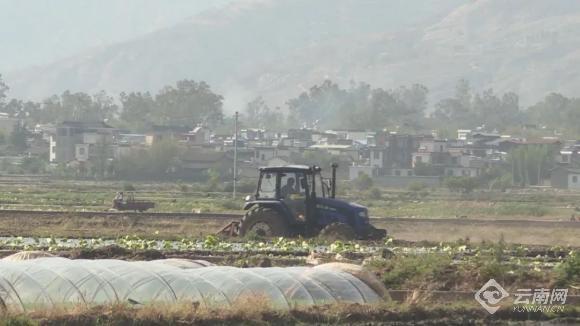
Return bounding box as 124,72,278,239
526,93,580,137
0,74,8,108
35,91,117,123
286,80,429,130
114,139,180,180
390,83,429,130
2,99,41,121
91,139,114,179
244,97,284,130
431,79,475,128
119,91,156,131
9,124,28,151
287,80,347,129
431,80,523,132
92,90,118,121
155,80,223,127
508,145,555,186
472,89,522,131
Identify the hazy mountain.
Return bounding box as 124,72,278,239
7,0,580,110
0,0,232,71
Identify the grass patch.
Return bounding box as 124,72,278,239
2,301,580,325
555,250,580,287
374,254,453,290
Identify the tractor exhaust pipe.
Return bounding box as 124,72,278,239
331,163,338,199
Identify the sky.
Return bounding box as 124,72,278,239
0,0,233,72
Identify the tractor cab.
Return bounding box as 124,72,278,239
227,164,386,240
252,165,324,225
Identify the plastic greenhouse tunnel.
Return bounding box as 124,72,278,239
0,257,386,312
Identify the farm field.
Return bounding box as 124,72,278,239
1,235,580,324
1,177,580,245
1,177,579,221
2,176,580,324
2,211,580,246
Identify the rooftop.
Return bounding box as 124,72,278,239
260,165,314,173
59,120,114,129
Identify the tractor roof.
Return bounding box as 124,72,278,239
259,165,317,173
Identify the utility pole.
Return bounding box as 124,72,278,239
233,111,238,199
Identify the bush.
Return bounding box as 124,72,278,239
205,168,221,191
219,200,242,210
444,176,480,193
237,180,257,193
222,180,257,193
381,254,452,289
123,183,136,191
495,204,548,217
489,174,513,191
353,172,373,191
368,187,382,200
556,251,580,286
20,156,47,174
476,260,510,282
407,181,427,192
413,162,443,176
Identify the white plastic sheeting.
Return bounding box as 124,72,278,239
0,258,383,311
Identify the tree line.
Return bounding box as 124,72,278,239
2,73,580,138
0,76,224,132
246,79,580,139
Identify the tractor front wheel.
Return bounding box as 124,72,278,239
319,223,356,241
239,208,289,237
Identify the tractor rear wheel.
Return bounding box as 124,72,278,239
239,208,289,237
319,223,356,241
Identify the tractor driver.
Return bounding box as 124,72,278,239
113,191,124,206
280,177,297,198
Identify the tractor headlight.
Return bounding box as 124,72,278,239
357,210,368,218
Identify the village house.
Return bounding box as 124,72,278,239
550,167,580,190
412,139,452,167
556,141,580,166
372,132,417,173
49,121,116,163
309,143,359,162
178,148,229,175
181,125,211,146
325,129,375,146
145,125,190,146
497,137,562,153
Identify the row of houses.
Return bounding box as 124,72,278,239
8,118,580,189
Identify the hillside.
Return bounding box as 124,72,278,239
6,0,580,109
0,0,230,71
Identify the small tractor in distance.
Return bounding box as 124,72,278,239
112,192,155,212
219,164,386,240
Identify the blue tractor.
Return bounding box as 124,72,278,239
221,164,386,240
